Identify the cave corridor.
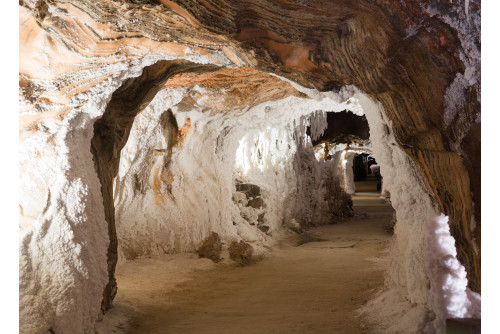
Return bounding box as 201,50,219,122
19,0,482,333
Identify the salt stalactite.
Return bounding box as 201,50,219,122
426,214,481,333
308,110,328,142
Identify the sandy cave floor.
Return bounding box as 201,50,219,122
97,180,394,334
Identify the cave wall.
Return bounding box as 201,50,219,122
357,94,440,331
19,56,222,333
157,0,481,292
357,94,480,332
113,82,361,261
90,59,220,311
19,0,480,332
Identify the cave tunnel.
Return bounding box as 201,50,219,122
19,0,482,333
92,64,401,332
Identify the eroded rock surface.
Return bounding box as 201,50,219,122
19,0,481,332
197,232,222,263
229,240,254,266
235,183,261,199
247,197,264,209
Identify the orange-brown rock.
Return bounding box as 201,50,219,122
19,0,481,322
159,0,481,293
164,67,308,113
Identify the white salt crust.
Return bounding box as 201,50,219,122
19,57,481,333
19,53,232,334
355,94,481,333
113,88,358,261
426,214,481,333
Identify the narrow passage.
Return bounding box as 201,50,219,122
101,179,394,334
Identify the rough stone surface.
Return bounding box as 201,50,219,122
229,241,254,266
247,197,264,209
257,225,270,234
20,0,480,292
385,212,397,234
235,183,261,199
18,0,481,331
287,219,303,234
197,232,222,263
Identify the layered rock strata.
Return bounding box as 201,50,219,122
19,0,480,332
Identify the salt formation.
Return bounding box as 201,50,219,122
332,150,357,195
113,83,481,333
426,214,481,333
19,0,481,332
114,85,359,261
355,93,439,330
356,94,481,333
323,142,372,195
19,58,173,334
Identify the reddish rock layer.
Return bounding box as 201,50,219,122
162,0,481,292
19,0,481,296
164,68,308,113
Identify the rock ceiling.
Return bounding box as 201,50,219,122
20,0,480,297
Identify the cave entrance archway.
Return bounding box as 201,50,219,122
100,72,400,331
90,60,221,312
90,60,471,334
353,153,369,181
94,62,419,306
89,62,348,313
352,153,384,194
98,63,388,312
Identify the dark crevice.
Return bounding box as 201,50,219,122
308,111,370,146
